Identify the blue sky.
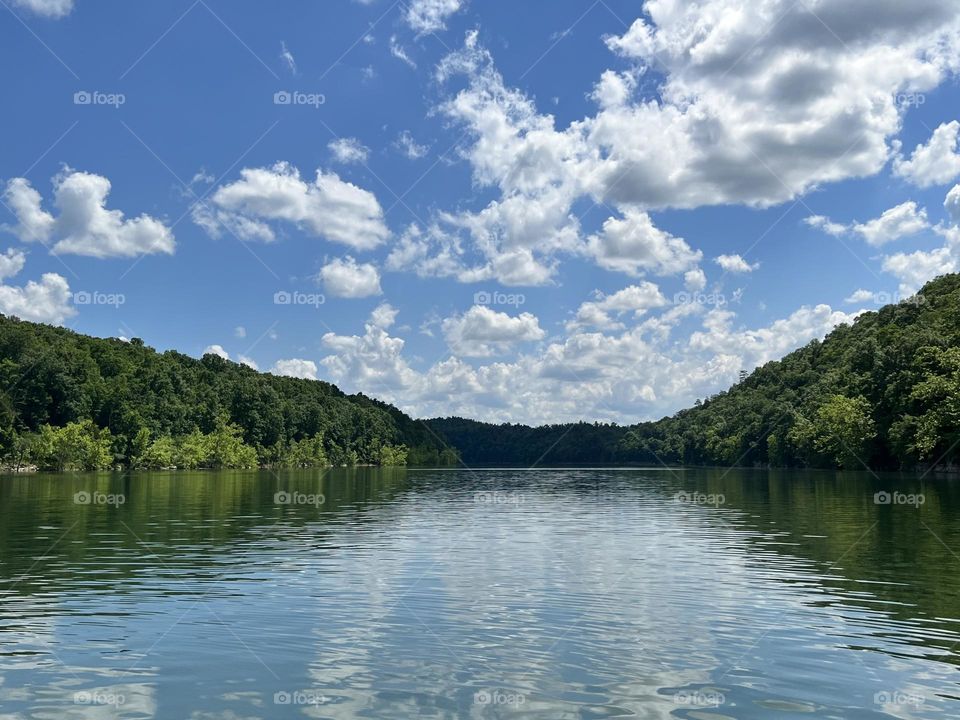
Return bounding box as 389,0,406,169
2,0,959,424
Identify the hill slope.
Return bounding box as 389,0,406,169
0,316,455,469
429,274,960,471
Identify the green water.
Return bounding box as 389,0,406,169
1,467,958,718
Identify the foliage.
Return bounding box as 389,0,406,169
429,274,960,471
0,315,455,470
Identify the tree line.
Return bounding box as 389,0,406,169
0,317,457,471
429,274,960,472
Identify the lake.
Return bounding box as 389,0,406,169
0,467,958,718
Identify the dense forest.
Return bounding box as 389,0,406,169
429,273,960,472
0,317,458,471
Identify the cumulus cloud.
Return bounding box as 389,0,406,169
271,358,319,380
203,344,230,360
11,0,72,17
844,289,876,304
0,271,75,325
894,121,960,187
567,282,668,331
806,201,930,246
318,294,859,425
395,131,430,159
0,249,27,281
945,184,960,223
193,162,389,250
411,5,960,285
442,305,545,356
319,256,382,298
238,355,258,370
328,137,370,165
586,209,702,277
853,201,930,245
3,171,175,258
715,254,759,273
405,0,465,34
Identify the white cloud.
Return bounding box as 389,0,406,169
586,209,702,277
203,344,229,360
715,254,759,273
442,305,545,356
804,215,847,237
11,0,72,18
395,131,429,160
328,138,370,165
946,183,960,223
389,36,417,69
894,121,960,187
844,289,876,303
271,358,318,380
319,256,382,298
0,249,27,281
806,201,930,246
567,282,668,331
234,326,246,339
238,355,258,370
0,272,75,325
852,201,929,245
684,268,707,291
3,171,175,258
194,162,389,250
279,41,296,74
318,293,858,425
405,0,465,34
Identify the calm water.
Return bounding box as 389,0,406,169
1,468,959,719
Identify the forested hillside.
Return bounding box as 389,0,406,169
430,274,960,471
0,316,457,471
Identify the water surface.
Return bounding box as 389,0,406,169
1,467,958,718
